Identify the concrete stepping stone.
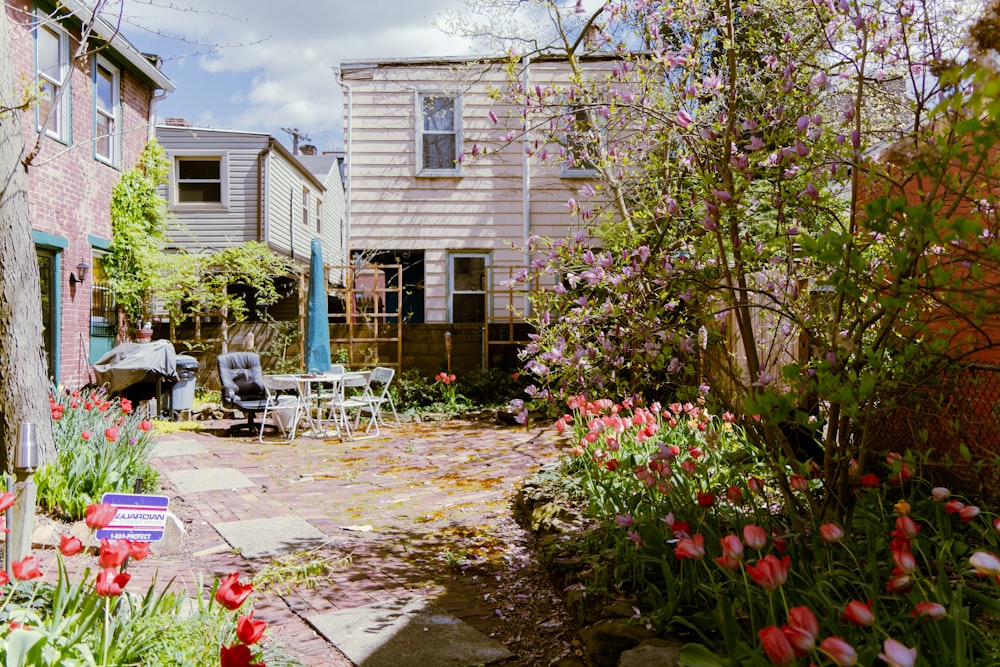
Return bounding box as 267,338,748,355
167,468,253,494
307,596,513,667
213,516,330,559
152,438,208,458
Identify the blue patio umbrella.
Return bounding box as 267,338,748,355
305,238,332,373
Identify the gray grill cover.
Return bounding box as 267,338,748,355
93,340,178,394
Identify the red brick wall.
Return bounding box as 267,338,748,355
7,4,156,388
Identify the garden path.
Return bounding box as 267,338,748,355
112,418,579,665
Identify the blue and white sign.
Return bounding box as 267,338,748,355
96,493,170,542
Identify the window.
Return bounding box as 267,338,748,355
36,20,70,142
302,187,310,230
417,93,460,175
93,59,120,166
316,199,322,234
449,253,489,323
561,105,600,177
173,155,228,208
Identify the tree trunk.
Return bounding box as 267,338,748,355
0,13,57,471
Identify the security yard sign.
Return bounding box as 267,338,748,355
96,493,170,542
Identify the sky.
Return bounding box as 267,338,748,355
113,0,488,153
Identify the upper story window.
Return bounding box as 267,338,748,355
302,187,310,230
35,19,71,143
561,106,600,178
93,59,120,167
417,93,461,176
316,199,322,234
172,154,229,209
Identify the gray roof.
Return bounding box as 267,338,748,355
297,154,340,181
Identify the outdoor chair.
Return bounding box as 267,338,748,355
217,352,270,436
324,370,379,440
362,366,400,427
259,374,304,443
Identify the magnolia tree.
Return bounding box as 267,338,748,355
485,0,1000,521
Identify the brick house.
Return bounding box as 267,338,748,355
7,0,173,387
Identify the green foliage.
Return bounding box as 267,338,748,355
263,321,303,374
455,368,531,408
551,398,1000,664
393,369,438,411
106,140,170,325
37,387,159,520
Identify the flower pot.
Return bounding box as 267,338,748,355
136,328,153,343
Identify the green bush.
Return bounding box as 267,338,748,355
38,387,159,520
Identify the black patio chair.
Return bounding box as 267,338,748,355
217,352,270,436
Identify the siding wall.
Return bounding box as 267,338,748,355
344,58,604,324
8,2,160,388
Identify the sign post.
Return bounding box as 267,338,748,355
96,493,170,543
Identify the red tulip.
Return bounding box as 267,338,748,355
819,523,844,543
878,637,917,667
743,524,767,550
782,624,814,656
0,571,8,586
748,476,764,494
85,503,117,530
789,474,808,492
759,625,795,667
128,541,151,561
104,426,120,442
81,430,92,440
216,572,254,611
771,530,788,554
95,568,130,597
59,535,84,557
787,606,819,639
220,643,263,667
842,599,874,627
746,555,790,590
886,575,913,594
97,539,130,569
697,491,715,508
236,611,267,645
993,517,1000,536
674,534,706,560
959,505,981,523
892,549,917,574
893,516,920,539
911,602,946,620
11,555,42,581
945,499,964,514
720,534,743,561
860,473,879,487
0,492,16,513
819,636,858,666
726,485,743,503
139,419,153,432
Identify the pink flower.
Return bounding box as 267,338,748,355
893,549,917,574
911,602,946,620
842,599,874,627
819,636,858,666
878,637,917,667
676,109,693,129
746,555,790,590
930,487,950,501
719,534,744,561
893,516,920,539
743,525,767,550
104,426,120,442
819,523,844,543
675,534,706,560
969,551,1000,577
81,430,92,441
781,625,814,656
959,505,981,523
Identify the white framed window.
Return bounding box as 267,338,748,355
560,105,600,177
417,93,461,176
35,18,71,143
302,187,310,230
93,58,120,167
171,154,229,209
449,253,490,323
316,198,322,234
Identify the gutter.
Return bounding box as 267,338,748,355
258,142,273,243
335,68,353,258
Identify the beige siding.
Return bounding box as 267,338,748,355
344,57,609,323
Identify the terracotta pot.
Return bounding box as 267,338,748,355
136,328,153,343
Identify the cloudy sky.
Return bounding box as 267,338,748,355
114,0,491,152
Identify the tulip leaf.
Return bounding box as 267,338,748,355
6,628,46,667
679,643,727,667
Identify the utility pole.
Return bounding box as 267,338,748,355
282,127,311,155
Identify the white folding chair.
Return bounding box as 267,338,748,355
325,371,379,440
363,366,400,427
259,375,304,443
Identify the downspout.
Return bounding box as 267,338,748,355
148,88,169,142
335,69,353,259
521,56,532,316
259,142,273,244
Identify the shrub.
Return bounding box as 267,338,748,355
38,387,159,520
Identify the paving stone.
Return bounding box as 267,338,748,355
306,596,513,667
167,467,254,493
213,516,331,559
152,438,208,458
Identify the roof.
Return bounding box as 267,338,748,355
296,154,339,181
58,0,174,92
337,52,626,78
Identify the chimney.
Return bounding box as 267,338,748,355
165,117,191,127
300,144,317,156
